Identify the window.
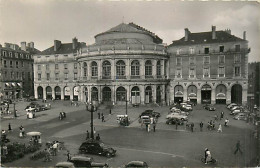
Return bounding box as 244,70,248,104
55,64,59,69
176,48,181,55
204,47,209,54
16,72,19,79
145,60,152,76
74,73,77,80
116,60,125,77
74,63,77,69
11,71,14,79
3,51,7,57
46,64,49,70
203,56,210,64
9,52,12,57
91,61,98,77
235,66,240,77
46,73,50,80
20,53,23,58
22,72,25,79
219,55,225,64
189,47,194,54
55,73,59,80
176,68,182,78
102,61,111,78
83,62,87,77
15,53,18,58
234,54,241,63
4,71,7,78
219,66,225,77
189,67,195,78
176,57,182,66
131,60,140,76
28,72,31,80
219,46,224,52
64,73,68,80
203,67,210,78
38,65,41,70
21,61,24,67
38,73,41,81
4,60,7,67
235,44,240,52
10,61,13,68
189,57,195,65
156,60,161,76
64,64,68,69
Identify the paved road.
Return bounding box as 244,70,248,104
1,101,257,167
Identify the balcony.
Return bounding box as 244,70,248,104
131,76,140,79
102,76,111,80
145,75,153,79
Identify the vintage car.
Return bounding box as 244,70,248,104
70,156,109,168
166,113,188,121
124,161,148,168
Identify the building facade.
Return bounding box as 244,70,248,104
33,24,250,106
167,26,250,105
0,42,39,101
34,23,169,105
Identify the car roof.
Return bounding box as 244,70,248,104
71,156,92,161
56,162,74,166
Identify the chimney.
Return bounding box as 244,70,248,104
212,26,216,40
54,40,62,51
29,42,34,49
185,28,190,41
21,42,27,51
225,29,231,35
72,37,78,50
243,31,246,40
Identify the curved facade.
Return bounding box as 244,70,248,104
77,23,169,105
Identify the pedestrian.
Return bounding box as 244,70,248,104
153,123,156,132
191,123,194,132
217,124,222,133
224,118,229,126
52,142,58,156
175,119,178,130
109,109,112,115
234,140,243,154
96,134,100,141
101,114,105,122
220,111,224,120
147,124,151,132
44,148,51,162
14,110,18,118
199,121,204,131
145,124,148,131
8,123,12,131
98,112,100,119
67,151,71,161
86,130,90,140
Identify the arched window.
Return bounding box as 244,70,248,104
116,87,126,101
116,60,125,78
145,60,152,76
91,61,98,77
91,87,98,101
156,60,161,76
131,60,140,76
83,62,87,77
102,61,111,79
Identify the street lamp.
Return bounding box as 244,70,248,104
125,91,128,115
86,103,96,139
13,102,17,118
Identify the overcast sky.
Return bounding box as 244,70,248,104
0,0,259,62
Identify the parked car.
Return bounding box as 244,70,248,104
171,109,189,116
56,162,75,168
139,116,152,124
230,109,243,115
70,156,109,168
227,103,237,109
139,109,160,118
233,113,248,120
166,118,184,125
79,139,116,157
166,113,188,121
124,161,148,168
230,106,243,111
170,107,179,112
25,106,36,112
204,104,216,111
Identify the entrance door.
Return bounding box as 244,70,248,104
201,84,211,104
145,86,152,104
231,84,242,104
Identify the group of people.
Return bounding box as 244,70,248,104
141,118,157,133
86,130,101,141
98,112,105,122
43,140,61,162
59,112,66,120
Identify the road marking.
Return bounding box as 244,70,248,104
115,146,184,158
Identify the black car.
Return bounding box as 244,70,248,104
79,140,116,158
204,104,216,111
125,161,148,168
166,118,184,125
139,109,161,118
70,156,109,168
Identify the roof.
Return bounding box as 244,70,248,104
168,31,246,47
95,22,162,44
40,42,85,55
71,156,92,162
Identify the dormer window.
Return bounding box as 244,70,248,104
176,49,181,55
204,47,209,54
235,44,240,52
219,46,224,53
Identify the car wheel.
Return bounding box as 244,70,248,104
106,152,111,158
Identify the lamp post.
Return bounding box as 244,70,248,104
13,102,17,118
125,91,128,115
86,103,96,139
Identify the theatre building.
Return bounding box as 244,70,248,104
167,26,250,105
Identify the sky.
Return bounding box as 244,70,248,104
0,0,259,62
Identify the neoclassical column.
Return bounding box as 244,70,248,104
87,85,91,103
111,59,115,80
152,60,157,79
78,62,82,81
140,59,145,79
34,85,38,99
183,86,188,102
52,86,55,100
197,88,201,104
211,87,216,104
88,61,91,80
61,86,64,100
78,86,82,102
98,60,102,80
242,88,247,105
111,85,115,105
43,86,47,100
226,87,231,104
152,85,156,103
70,86,74,100
140,85,145,104
161,59,165,77
126,59,130,80
98,85,102,104
161,84,166,105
